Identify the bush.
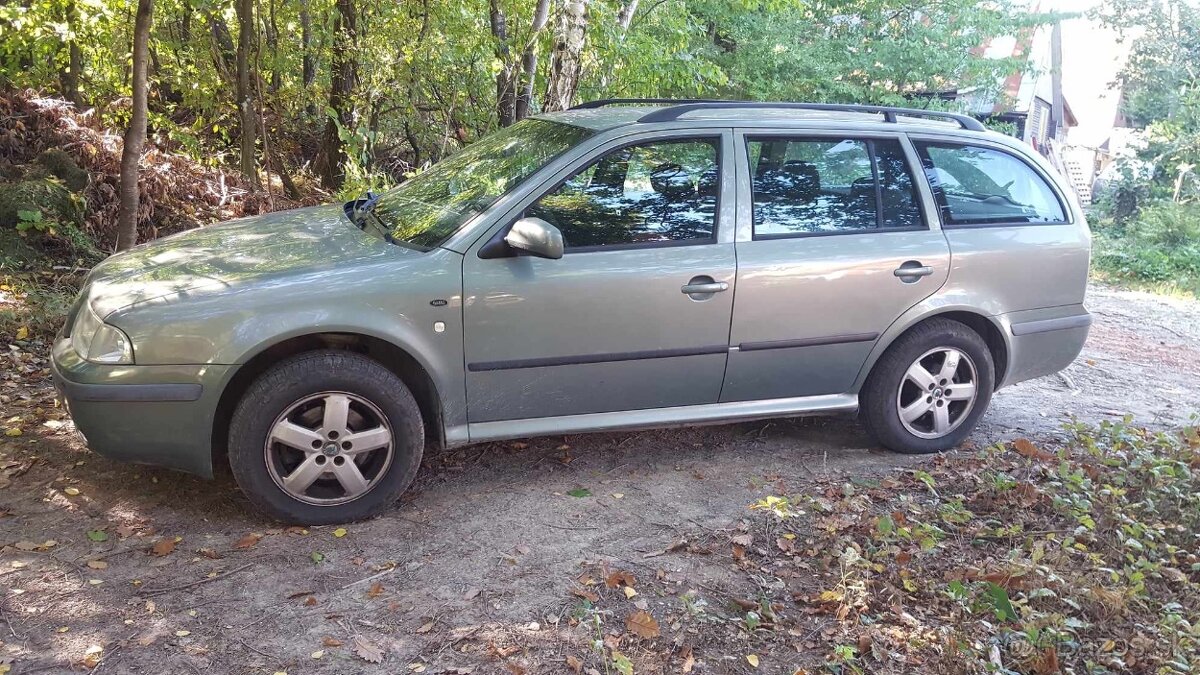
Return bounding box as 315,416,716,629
1131,201,1200,246
1092,210,1200,294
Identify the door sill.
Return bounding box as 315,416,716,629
459,393,859,445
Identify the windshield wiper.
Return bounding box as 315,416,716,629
344,191,397,244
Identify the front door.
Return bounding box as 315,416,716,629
721,131,951,402
463,131,737,422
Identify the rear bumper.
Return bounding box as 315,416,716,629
998,305,1092,388
51,338,229,478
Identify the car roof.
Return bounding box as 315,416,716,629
535,102,984,135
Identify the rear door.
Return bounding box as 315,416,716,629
462,130,738,422
721,130,949,402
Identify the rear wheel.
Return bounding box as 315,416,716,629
860,319,994,454
228,351,423,524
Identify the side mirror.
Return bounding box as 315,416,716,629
504,217,564,260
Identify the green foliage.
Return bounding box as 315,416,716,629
1093,206,1200,295
3,0,1050,192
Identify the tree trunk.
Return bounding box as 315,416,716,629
314,0,357,190
207,11,236,83
235,0,257,185
489,0,515,127
544,0,589,113
60,0,83,105
300,0,314,115
515,0,551,120
266,0,280,93
116,0,153,252
617,0,638,30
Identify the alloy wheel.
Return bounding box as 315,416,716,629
264,391,394,506
895,347,979,440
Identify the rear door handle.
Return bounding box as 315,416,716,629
681,281,729,294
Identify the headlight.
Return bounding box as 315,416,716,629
70,303,134,364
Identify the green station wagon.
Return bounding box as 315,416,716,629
53,100,1092,523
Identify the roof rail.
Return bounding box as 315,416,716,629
571,98,731,110
570,99,987,132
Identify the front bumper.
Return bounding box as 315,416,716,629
51,337,231,478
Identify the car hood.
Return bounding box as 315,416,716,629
86,204,412,316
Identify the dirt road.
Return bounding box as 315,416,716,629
1,283,1196,674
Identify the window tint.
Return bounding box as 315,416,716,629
528,139,720,249
748,137,922,237
915,142,1066,226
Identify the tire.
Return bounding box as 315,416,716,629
860,318,994,454
228,350,424,524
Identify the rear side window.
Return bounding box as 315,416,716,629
747,137,923,237
914,142,1067,226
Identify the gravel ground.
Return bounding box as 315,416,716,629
0,282,1196,674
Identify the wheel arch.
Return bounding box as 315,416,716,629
854,307,1010,393
211,332,444,470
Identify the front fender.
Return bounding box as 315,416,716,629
107,249,468,435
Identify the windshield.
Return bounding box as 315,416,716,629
365,119,594,250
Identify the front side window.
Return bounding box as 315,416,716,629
368,119,593,250
747,137,923,237
527,138,720,249
914,142,1067,226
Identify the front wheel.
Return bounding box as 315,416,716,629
228,350,424,524
860,319,994,454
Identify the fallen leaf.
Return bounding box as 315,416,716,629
175,630,191,637
605,570,635,588
567,488,591,498
64,487,80,496
626,610,660,639
623,586,637,599
310,551,325,564
4,428,21,437
311,650,325,659
198,547,222,559
572,587,599,602
151,539,177,556
566,654,583,673
680,646,695,673
333,528,348,538
746,654,759,667
353,635,384,663
15,326,28,340
1012,438,1054,461
322,637,343,647
13,541,38,551
87,560,108,570
233,533,262,549
367,582,384,598
304,596,318,606
416,620,435,634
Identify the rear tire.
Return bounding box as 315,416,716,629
228,350,424,524
860,318,994,454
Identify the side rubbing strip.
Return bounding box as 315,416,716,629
468,345,728,372
737,333,879,352
1010,314,1092,336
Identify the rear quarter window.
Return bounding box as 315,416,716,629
914,141,1067,226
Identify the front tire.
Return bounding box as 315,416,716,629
228,350,424,524
860,319,994,454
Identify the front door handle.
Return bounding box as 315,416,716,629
681,278,729,295
893,262,934,282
